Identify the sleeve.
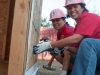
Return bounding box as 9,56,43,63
75,16,98,37
63,26,74,37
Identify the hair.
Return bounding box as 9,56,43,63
62,17,66,20
79,3,89,12
66,22,70,26
66,3,89,18
61,17,70,26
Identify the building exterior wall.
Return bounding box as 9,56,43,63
38,27,57,60
40,27,57,41
25,0,43,75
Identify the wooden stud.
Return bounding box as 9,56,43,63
8,0,30,75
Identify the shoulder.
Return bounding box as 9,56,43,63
80,12,100,22
65,25,74,31
62,25,74,37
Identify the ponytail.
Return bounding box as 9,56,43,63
66,22,70,26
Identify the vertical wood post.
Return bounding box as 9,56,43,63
8,0,30,75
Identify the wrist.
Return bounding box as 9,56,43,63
50,41,56,48
49,42,52,48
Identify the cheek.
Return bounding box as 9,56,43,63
77,7,83,13
59,23,64,28
77,9,83,17
58,22,63,27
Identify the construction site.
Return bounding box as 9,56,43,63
0,0,100,75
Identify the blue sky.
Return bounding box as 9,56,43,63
41,0,100,27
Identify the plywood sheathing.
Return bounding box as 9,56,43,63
5,0,16,61
8,0,30,75
0,0,10,60
28,0,43,69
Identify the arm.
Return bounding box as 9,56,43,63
51,34,84,48
33,34,84,54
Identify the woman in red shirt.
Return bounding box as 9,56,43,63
43,9,74,75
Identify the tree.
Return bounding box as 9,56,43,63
41,17,52,27
90,6,100,15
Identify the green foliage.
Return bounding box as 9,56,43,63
41,17,52,27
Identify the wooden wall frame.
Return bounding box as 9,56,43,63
8,0,30,75
0,0,11,60
2,0,10,60
8,0,43,74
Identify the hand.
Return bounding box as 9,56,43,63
50,47,68,56
33,42,52,54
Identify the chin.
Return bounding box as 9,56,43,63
72,16,78,20
71,17,77,20
55,29,59,30
54,27,59,30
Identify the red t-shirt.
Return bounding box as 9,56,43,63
57,24,74,40
74,11,100,47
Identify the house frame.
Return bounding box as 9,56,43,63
0,0,42,75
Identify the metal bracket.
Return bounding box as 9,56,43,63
34,19,39,35
35,19,39,30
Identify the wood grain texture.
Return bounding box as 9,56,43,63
0,0,10,60
28,0,43,69
8,0,43,74
8,0,30,75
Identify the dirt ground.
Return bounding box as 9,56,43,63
37,60,62,75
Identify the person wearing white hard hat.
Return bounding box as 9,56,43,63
33,0,100,75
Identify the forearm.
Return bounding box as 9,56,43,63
33,34,84,54
50,34,84,48
51,35,79,48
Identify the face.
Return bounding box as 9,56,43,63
51,18,66,31
67,4,84,21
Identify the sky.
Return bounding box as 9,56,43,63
41,0,100,27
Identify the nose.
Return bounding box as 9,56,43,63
53,21,57,26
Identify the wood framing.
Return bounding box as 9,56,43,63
28,0,43,69
8,0,30,75
8,0,43,75
2,0,11,60
0,0,11,60
0,0,42,74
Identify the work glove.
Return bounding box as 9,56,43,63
33,42,53,54
50,47,68,56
